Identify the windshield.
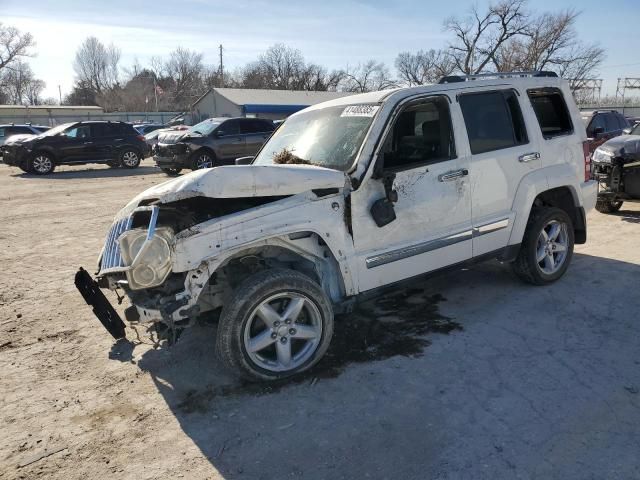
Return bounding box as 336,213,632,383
189,119,221,136
253,104,380,171
37,123,75,137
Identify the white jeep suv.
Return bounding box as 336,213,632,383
76,71,597,382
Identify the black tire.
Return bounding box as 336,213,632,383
119,149,141,169
18,164,31,173
216,269,334,382
107,160,121,168
161,167,182,176
513,207,575,285
595,198,623,213
28,152,55,175
190,150,215,170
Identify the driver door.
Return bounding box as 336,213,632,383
59,124,93,161
214,119,246,163
351,95,472,292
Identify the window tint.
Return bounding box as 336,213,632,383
527,89,573,138
603,113,618,132
383,95,455,170
616,114,629,129
8,126,33,135
218,119,240,136
115,123,136,135
0,128,5,137
459,90,528,155
240,119,273,134
588,114,606,135
91,123,110,137
65,125,91,139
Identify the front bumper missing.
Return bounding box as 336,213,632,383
75,267,126,340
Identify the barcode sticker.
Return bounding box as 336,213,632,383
341,105,380,117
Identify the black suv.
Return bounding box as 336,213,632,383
1,121,147,174
0,124,50,146
153,117,275,175
581,110,630,153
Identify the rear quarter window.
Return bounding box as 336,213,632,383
527,89,573,138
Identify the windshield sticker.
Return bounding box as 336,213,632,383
341,105,380,117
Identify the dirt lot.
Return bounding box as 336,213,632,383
1,160,639,480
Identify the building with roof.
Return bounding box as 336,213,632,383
0,105,104,126
191,88,351,122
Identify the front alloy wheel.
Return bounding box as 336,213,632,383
193,152,214,169
216,269,334,382
30,154,55,174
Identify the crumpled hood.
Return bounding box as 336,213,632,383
157,130,195,144
601,135,640,156
122,164,346,214
4,134,37,145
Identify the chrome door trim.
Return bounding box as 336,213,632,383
472,218,509,237
366,229,473,269
438,168,469,182
518,152,540,163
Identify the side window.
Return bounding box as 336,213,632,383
218,120,240,136
588,115,606,136
459,90,528,155
382,95,455,170
9,126,32,135
65,125,91,139
0,127,5,137
603,113,618,132
527,88,573,138
240,120,259,134
616,114,629,129
91,124,109,137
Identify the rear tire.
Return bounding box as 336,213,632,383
216,269,334,382
119,149,141,169
28,152,55,175
513,207,574,285
595,198,623,213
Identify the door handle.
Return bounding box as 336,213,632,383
438,168,468,182
83,142,93,145
519,152,540,163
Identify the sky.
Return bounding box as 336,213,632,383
2,0,640,101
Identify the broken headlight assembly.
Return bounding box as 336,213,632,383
592,147,614,164
118,208,174,290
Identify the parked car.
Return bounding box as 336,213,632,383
581,110,630,153
1,121,147,174
591,121,640,212
153,117,275,175
133,124,166,135
76,71,597,382
0,124,50,146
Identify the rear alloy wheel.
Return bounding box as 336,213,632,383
595,198,623,213
192,152,214,170
120,150,141,169
29,153,55,175
161,167,182,176
513,207,574,285
216,269,334,382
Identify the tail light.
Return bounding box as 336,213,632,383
137,135,146,142
582,141,591,181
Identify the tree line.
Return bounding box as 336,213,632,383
0,0,607,111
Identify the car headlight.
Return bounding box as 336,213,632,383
118,227,173,290
592,148,614,163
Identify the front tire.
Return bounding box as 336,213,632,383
119,149,141,169
595,198,623,213
216,269,334,382
513,207,574,285
28,152,55,175
191,151,215,170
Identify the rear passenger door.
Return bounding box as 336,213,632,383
458,89,539,257
214,119,245,162
241,119,275,156
89,123,114,160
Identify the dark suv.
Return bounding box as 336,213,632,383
1,121,147,174
153,117,275,175
581,110,630,153
0,124,50,146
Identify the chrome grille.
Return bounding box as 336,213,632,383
100,216,133,271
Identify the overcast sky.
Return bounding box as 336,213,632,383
3,0,640,101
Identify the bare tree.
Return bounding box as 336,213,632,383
164,47,205,110
444,0,529,74
73,37,121,97
1,59,45,105
395,49,455,86
0,23,35,71
341,60,397,93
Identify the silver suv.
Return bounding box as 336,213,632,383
77,71,597,382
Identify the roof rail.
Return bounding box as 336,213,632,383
438,71,558,84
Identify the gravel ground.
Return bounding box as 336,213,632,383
1,160,639,480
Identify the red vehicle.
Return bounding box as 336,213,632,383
581,110,630,153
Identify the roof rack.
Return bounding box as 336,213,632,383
438,71,558,84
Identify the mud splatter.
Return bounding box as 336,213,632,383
175,287,461,412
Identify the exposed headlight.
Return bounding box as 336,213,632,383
592,148,614,163
118,227,173,290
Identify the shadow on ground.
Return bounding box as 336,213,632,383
9,165,160,179
610,208,640,224
132,254,640,479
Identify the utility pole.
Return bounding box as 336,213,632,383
58,85,62,105
219,44,224,87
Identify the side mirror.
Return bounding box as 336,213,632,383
593,126,605,136
235,156,254,165
370,198,396,227
214,130,225,137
